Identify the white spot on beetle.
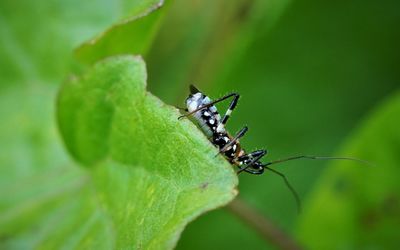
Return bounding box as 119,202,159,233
217,124,225,133
203,96,211,103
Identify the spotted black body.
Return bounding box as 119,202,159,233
183,85,265,174
179,85,369,211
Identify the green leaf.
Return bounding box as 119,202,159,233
0,85,98,249
1,1,239,248
297,91,400,249
75,0,166,65
0,0,165,89
0,57,238,249
56,55,238,248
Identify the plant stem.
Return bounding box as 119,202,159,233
226,198,303,250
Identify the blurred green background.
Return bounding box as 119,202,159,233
1,0,399,249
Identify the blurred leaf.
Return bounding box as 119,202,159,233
0,0,166,88
75,0,166,65
0,84,97,249
0,1,111,86
56,55,238,248
297,91,400,249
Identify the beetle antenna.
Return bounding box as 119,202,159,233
263,155,373,167
260,155,372,213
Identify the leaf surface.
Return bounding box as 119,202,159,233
56,55,238,249
0,55,237,249
75,0,166,65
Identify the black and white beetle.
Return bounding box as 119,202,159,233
179,85,368,210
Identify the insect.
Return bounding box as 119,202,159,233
179,85,369,210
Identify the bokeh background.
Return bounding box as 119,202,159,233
1,0,399,249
